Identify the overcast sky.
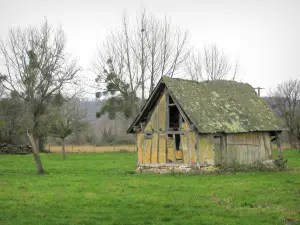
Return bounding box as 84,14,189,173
0,0,299,97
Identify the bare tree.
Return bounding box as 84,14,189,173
0,20,80,174
93,9,189,106
184,50,203,82
48,100,88,160
186,44,239,82
268,79,300,148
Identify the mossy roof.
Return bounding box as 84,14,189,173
163,76,284,133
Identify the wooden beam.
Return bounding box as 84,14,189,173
180,134,184,163
187,133,191,164
157,130,192,135
138,163,193,167
196,134,200,168
179,114,182,129
173,134,176,163
143,136,146,165
276,132,283,159
165,90,169,163
157,134,160,163
165,90,169,131
136,134,139,165
149,137,153,164
168,103,176,106
220,136,224,165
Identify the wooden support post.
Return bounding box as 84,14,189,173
165,90,169,163
179,114,182,130
165,135,168,163
187,133,191,164
196,134,200,168
136,134,139,165
220,136,224,164
172,134,176,163
180,133,184,163
276,132,283,159
157,134,160,163
149,138,153,163
157,102,160,163
143,136,146,165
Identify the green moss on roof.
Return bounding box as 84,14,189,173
163,76,284,133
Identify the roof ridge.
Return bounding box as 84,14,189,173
162,76,248,86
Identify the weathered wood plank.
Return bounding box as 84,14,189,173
136,134,139,165
180,134,184,163
138,163,193,167
196,134,200,167
165,90,169,162
149,137,153,164
173,134,176,163
143,136,146,165
157,130,193,135
187,133,191,164
157,134,160,163
165,135,168,163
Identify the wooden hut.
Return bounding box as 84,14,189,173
127,77,284,170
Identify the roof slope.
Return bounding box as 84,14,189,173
164,76,284,133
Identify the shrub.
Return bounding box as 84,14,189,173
273,157,288,171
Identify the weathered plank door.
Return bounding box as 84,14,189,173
213,137,222,165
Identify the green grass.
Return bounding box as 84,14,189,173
0,150,300,225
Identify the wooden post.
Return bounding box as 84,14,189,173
180,133,184,163
172,134,176,163
165,135,169,163
136,134,139,165
143,136,146,165
149,138,153,163
187,133,191,164
196,134,200,168
165,90,169,163
157,134,160,163
220,136,224,164
276,132,283,159
157,101,160,164
179,114,182,130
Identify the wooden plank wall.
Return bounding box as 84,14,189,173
226,132,272,164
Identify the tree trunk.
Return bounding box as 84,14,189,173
27,131,45,174
276,132,283,159
288,131,296,148
37,137,45,152
61,138,66,160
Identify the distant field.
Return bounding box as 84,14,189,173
0,149,299,225
48,144,136,153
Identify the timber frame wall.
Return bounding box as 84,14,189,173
137,89,204,167
136,87,283,168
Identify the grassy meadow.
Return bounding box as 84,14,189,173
0,150,300,225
